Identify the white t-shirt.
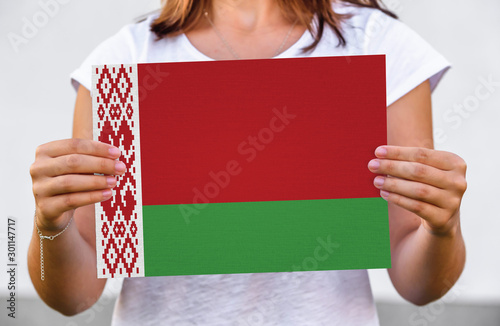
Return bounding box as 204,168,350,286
71,4,450,326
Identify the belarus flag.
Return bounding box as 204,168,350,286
92,56,390,278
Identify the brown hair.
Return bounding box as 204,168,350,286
150,0,396,52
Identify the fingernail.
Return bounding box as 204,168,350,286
375,147,388,157
380,190,390,200
368,159,380,170
103,189,112,198
107,176,117,187
374,176,385,187
115,161,126,173
109,147,121,157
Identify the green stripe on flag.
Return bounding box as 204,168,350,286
143,198,390,276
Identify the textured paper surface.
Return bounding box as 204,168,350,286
92,56,390,278
92,64,144,278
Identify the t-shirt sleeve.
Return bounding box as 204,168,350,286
364,10,451,106
70,25,137,93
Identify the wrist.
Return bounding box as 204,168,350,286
35,210,74,235
421,212,461,238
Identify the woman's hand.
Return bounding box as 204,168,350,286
30,138,125,231
368,145,467,236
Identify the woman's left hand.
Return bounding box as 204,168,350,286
368,145,467,236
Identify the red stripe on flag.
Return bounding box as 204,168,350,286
138,56,386,205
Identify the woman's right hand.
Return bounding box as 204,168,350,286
30,138,125,231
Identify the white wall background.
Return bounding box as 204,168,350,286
0,0,499,309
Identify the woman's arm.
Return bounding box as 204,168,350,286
370,80,466,305
27,86,121,315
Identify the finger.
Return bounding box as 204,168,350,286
374,176,449,208
368,159,449,189
36,154,126,177
36,138,121,159
379,190,444,222
37,189,113,219
374,146,463,171
40,175,117,196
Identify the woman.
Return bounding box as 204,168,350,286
28,0,467,325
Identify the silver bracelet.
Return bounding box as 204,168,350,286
35,212,73,281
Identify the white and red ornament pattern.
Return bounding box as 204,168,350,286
92,64,144,278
